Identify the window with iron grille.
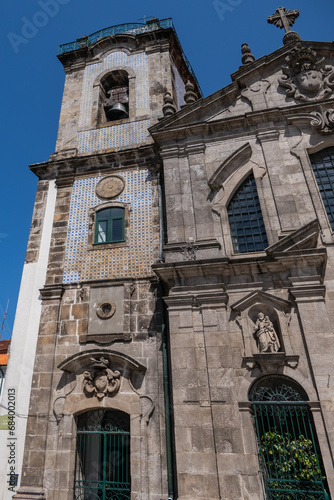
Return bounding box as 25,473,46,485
249,377,329,500
227,173,268,253
74,409,131,500
310,147,334,230
94,207,125,245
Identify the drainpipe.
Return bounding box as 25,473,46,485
157,172,174,499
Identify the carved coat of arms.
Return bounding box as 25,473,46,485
83,357,121,400
279,44,334,102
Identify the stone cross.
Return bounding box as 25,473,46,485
267,7,299,33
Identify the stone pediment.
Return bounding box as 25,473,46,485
149,41,334,141
231,290,291,313
266,219,320,256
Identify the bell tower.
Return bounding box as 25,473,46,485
0,18,200,500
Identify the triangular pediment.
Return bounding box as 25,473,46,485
266,219,320,256
150,41,334,140
231,290,291,312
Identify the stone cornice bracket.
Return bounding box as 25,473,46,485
164,291,228,310
12,487,46,500
208,142,252,191
160,143,205,160
55,175,75,189
289,275,326,303
39,284,64,302
243,352,299,373
256,130,280,143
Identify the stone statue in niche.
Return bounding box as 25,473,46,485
83,357,121,400
253,312,280,353
278,44,334,102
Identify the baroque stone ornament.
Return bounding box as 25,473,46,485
180,241,198,261
278,44,334,102
83,357,121,400
162,92,176,116
241,43,255,65
310,106,334,135
253,312,280,353
95,175,125,199
184,80,197,104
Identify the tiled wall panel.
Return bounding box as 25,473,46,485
77,120,150,153
63,170,155,283
77,51,150,153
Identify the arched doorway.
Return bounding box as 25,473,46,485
249,376,329,499
74,409,130,500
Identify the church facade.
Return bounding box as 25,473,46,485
1,8,334,500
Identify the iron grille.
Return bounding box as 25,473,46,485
74,410,130,500
310,147,334,230
251,383,329,499
227,174,268,253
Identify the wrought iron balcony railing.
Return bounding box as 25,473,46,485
58,18,202,96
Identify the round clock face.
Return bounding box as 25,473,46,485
95,175,125,199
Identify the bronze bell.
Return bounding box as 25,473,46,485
105,102,129,121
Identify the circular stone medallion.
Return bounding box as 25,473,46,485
95,175,125,200
96,301,116,319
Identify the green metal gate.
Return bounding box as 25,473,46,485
74,410,130,500
251,382,329,499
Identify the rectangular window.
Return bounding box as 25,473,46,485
94,207,125,244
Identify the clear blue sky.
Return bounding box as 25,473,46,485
0,0,333,339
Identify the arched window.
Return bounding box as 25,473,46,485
227,173,268,253
74,409,131,500
95,207,125,244
249,377,329,499
310,147,334,230
100,70,129,123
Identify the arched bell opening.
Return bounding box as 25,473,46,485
99,70,130,123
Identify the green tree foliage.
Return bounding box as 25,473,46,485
261,431,321,481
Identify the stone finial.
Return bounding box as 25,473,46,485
162,92,176,117
241,43,255,65
267,7,301,45
184,80,198,104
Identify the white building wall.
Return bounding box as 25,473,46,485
0,181,57,500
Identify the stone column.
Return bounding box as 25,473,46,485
45,176,73,286
165,288,228,500
13,285,63,500
290,277,334,496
